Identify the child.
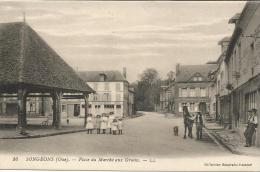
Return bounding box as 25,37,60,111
117,118,123,135
86,114,94,134
100,113,108,134
95,115,101,134
112,119,118,135
107,112,115,134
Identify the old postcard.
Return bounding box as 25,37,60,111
0,0,260,171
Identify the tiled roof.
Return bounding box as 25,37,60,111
176,64,218,82
78,70,127,82
0,22,94,93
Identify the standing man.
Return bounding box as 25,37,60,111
195,112,204,140
244,109,258,147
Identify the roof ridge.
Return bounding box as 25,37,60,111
0,21,24,25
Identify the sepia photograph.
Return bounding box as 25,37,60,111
0,0,260,171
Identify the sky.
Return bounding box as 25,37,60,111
0,1,246,82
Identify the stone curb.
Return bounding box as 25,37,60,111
204,127,241,155
0,129,88,139
204,126,260,156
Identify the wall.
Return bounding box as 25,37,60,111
175,82,211,115
209,83,217,116
229,7,260,90
225,4,260,146
83,81,130,117
159,84,175,112
217,59,229,97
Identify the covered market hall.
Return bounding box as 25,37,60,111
0,21,94,134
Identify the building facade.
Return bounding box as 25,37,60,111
73,69,135,118
159,83,175,113
215,37,232,127
223,2,260,146
0,96,52,117
174,64,217,115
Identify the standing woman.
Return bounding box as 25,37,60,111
101,113,108,134
244,109,258,147
86,114,94,134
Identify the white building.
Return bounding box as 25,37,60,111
75,69,134,118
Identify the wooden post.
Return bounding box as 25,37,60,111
84,94,89,128
51,93,57,127
56,92,62,129
52,91,62,129
17,88,27,134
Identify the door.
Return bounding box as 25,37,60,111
74,104,80,117
199,102,207,115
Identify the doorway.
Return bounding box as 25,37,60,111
199,102,207,115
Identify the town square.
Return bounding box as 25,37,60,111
0,1,260,171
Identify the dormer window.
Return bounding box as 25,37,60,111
193,76,202,81
99,73,106,82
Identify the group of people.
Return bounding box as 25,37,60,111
183,106,258,147
85,112,123,135
183,106,204,140
244,108,258,147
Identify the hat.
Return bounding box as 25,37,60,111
251,108,257,113
248,109,253,112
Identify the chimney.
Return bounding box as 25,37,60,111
99,73,106,81
123,67,127,79
218,37,230,54
176,63,180,75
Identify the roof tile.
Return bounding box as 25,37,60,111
0,22,94,93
